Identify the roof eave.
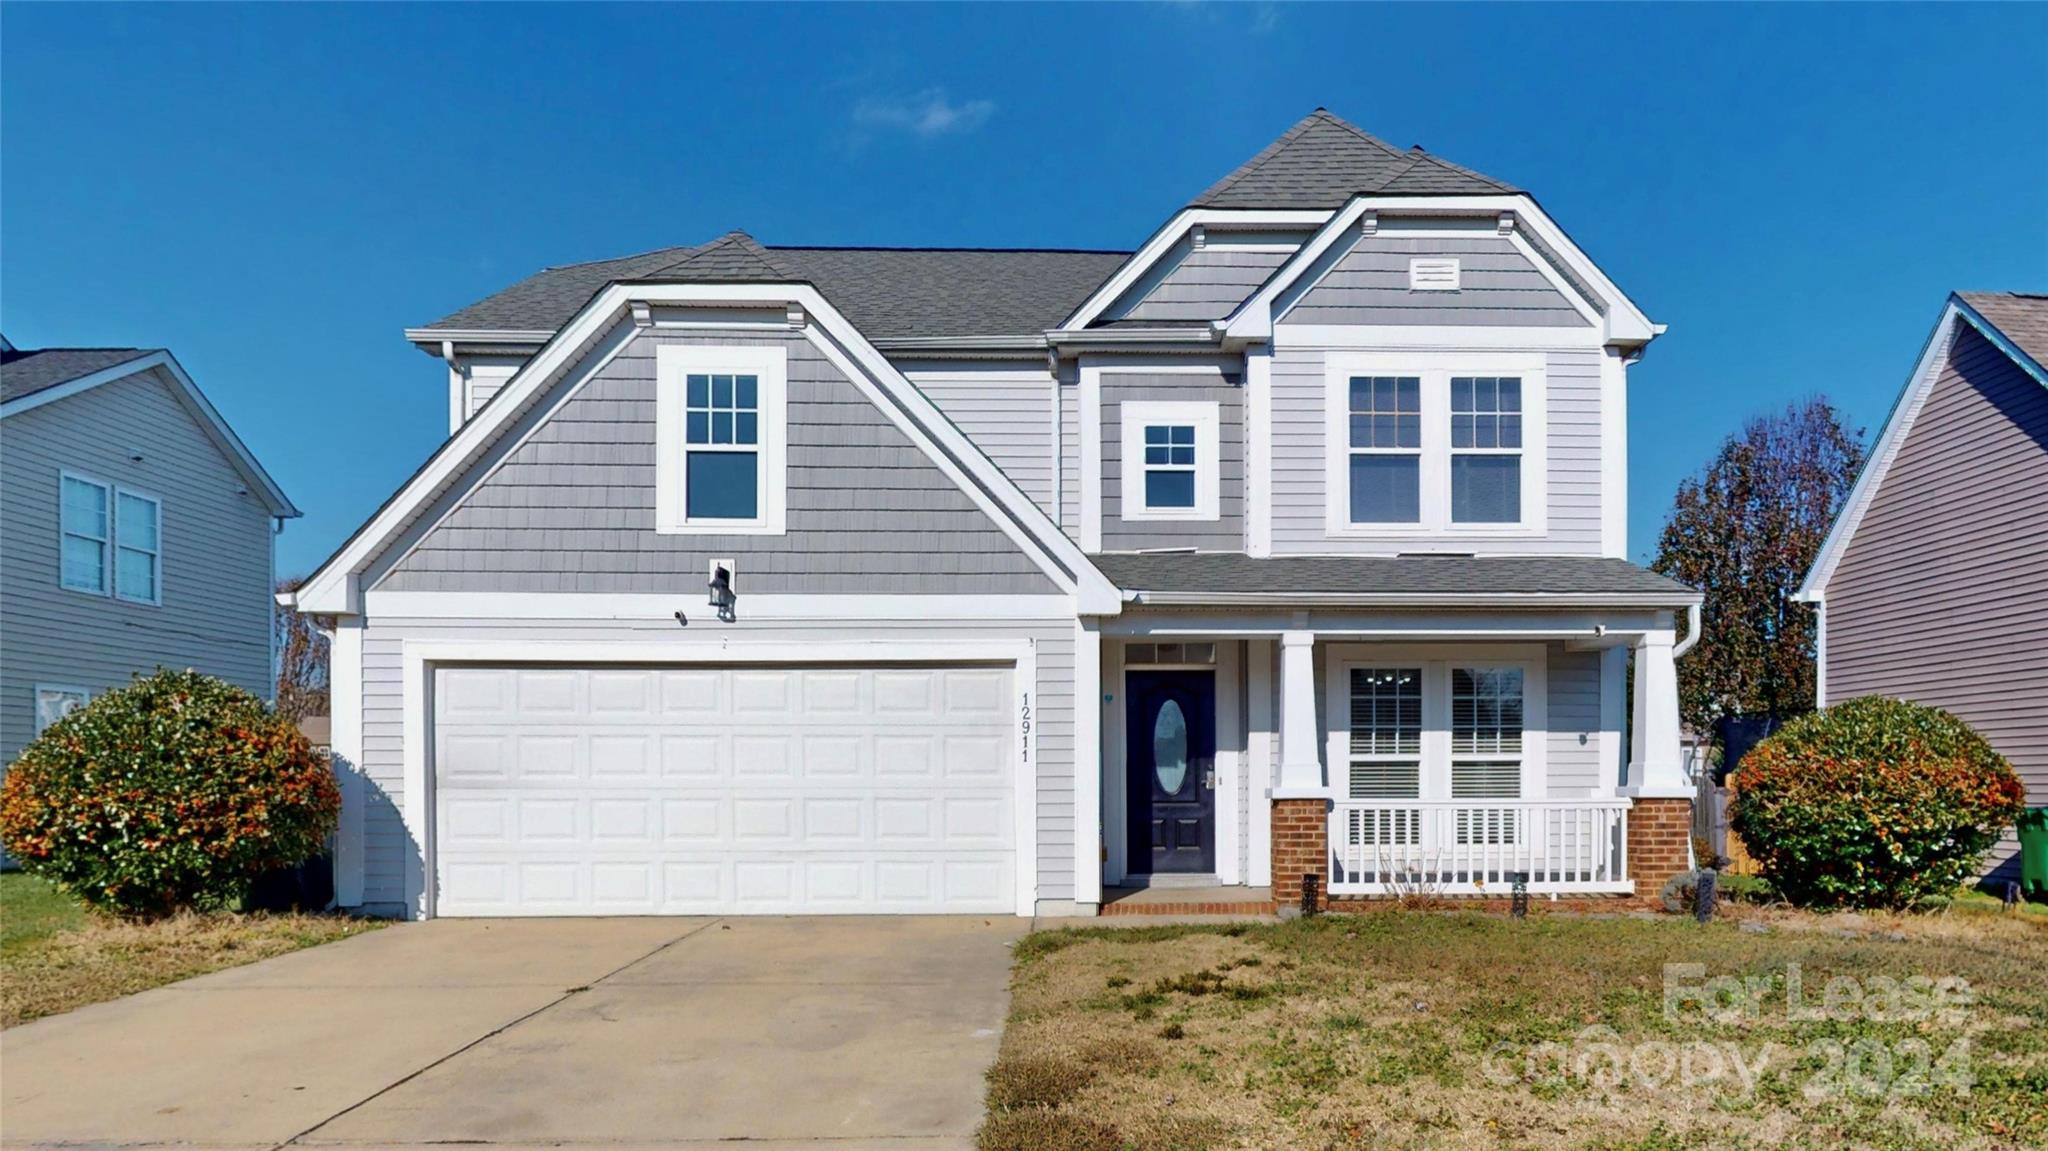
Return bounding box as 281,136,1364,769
1123,590,1702,609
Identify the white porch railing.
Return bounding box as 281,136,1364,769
1327,799,1634,896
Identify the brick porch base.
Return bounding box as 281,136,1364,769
1271,797,1330,913
1624,796,1693,895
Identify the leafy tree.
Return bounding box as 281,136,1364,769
273,576,329,723
1651,398,1863,735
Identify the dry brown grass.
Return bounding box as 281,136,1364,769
2,908,383,1027
983,909,2048,1151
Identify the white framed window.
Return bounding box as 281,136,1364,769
654,344,788,535
1323,645,1548,830
35,684,91,734
59,471,162,604
1118,400,1219,521
115,489,162,604
60,472,110,593
1323,352,1545,537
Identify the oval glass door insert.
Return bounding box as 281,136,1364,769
1152,699,1189,794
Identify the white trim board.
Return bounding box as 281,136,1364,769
2,351,300,518
1800,294,2048,602
292,283,1122,617
397,637,1040,919
1057,209,1334,332
360,591,1078,620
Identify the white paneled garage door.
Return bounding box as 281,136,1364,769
432,664,1017,916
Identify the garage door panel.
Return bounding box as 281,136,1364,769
434,664,1017,916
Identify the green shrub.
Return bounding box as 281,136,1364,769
0,670,341,917
1729,697,2025,908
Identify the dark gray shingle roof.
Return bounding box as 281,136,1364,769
1958,291,2048,372
1093,553,1696,603
0,347,154,403
420,234,1130,344
1190,109,1517,209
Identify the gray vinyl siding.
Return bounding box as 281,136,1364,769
1282,234,1589,328
1546,644,1606,798
1268,346,1604,555
0,367,276,769
1108,238,1298,324
1100,372,1245,552
913,367,1056,519
375,326,1055,595
351,615,1076,910
1824,322,2048,877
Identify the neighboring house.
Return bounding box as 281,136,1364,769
1799,292,2048,881
0,340,300,770
291,108,1700,919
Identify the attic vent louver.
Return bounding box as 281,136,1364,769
1409,258,1460,292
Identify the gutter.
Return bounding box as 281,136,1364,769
1123,589,1705,610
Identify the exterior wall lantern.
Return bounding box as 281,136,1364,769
707,558,737,623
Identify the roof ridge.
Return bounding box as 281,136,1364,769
541,242,704,273
1188,110,1328,207
1306,107,1410,161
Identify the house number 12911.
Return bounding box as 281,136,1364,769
1019,693,1032,763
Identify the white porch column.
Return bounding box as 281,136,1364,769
1246,638,1275,885
1624,630,1689,797
1275,629,1326,794
1073,619,1104,908
329,617,365,909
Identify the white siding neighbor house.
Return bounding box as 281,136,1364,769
0,340,300,772
1799,292,2048,881
291,109,1700,919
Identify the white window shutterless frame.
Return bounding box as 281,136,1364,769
1323,645,1548,846
654,344,788,535
59,470,163,605
1322,352,1546,538
1118,400,1220,521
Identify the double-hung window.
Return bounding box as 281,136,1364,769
60,475,110,594
1327,648,1544,847
1450,377,1522,524
1346,375,1422,524
60,472,161,604
655,344,788,534
1451,666,1525,843
1119,400,1219,520
1344,667,1424,846
1325,354,1543,535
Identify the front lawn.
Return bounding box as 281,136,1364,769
0,872,383,1027
985,907,2048,1150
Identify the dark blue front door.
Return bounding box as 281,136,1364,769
1125,670,1215,874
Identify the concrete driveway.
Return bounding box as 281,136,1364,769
0,915,1027,1150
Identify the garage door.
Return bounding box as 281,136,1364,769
432,664,1017,916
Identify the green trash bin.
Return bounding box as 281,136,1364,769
2020,807,2048,899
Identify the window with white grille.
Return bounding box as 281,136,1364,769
1346,667,1422,845
1452,667,1524,843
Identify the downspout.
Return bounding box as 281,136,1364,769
1672,600,1702,659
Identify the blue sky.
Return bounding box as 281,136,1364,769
5,3,2044,577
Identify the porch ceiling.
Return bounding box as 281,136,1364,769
1093,553,1699,608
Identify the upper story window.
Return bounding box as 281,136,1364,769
654,344,788,535
1450,376,1523,524
60,472,161,604
1346,375,1422,524
1119,400,1219,521
1323,354,1544,537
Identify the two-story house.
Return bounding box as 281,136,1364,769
289,109,1699,919
1,340,300,771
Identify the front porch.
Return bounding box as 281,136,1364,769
1075,588,1699,914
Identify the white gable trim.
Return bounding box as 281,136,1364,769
1798,295,2048,601
1,350,300,518
1057,209,1332,332
295,283,1120,616
1220,196,1656,346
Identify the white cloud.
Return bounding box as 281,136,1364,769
851,89,995,138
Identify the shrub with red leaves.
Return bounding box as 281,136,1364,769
0,670,340,917
1731,696,2025,908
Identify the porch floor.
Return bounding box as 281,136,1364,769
1101,886,1277,917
